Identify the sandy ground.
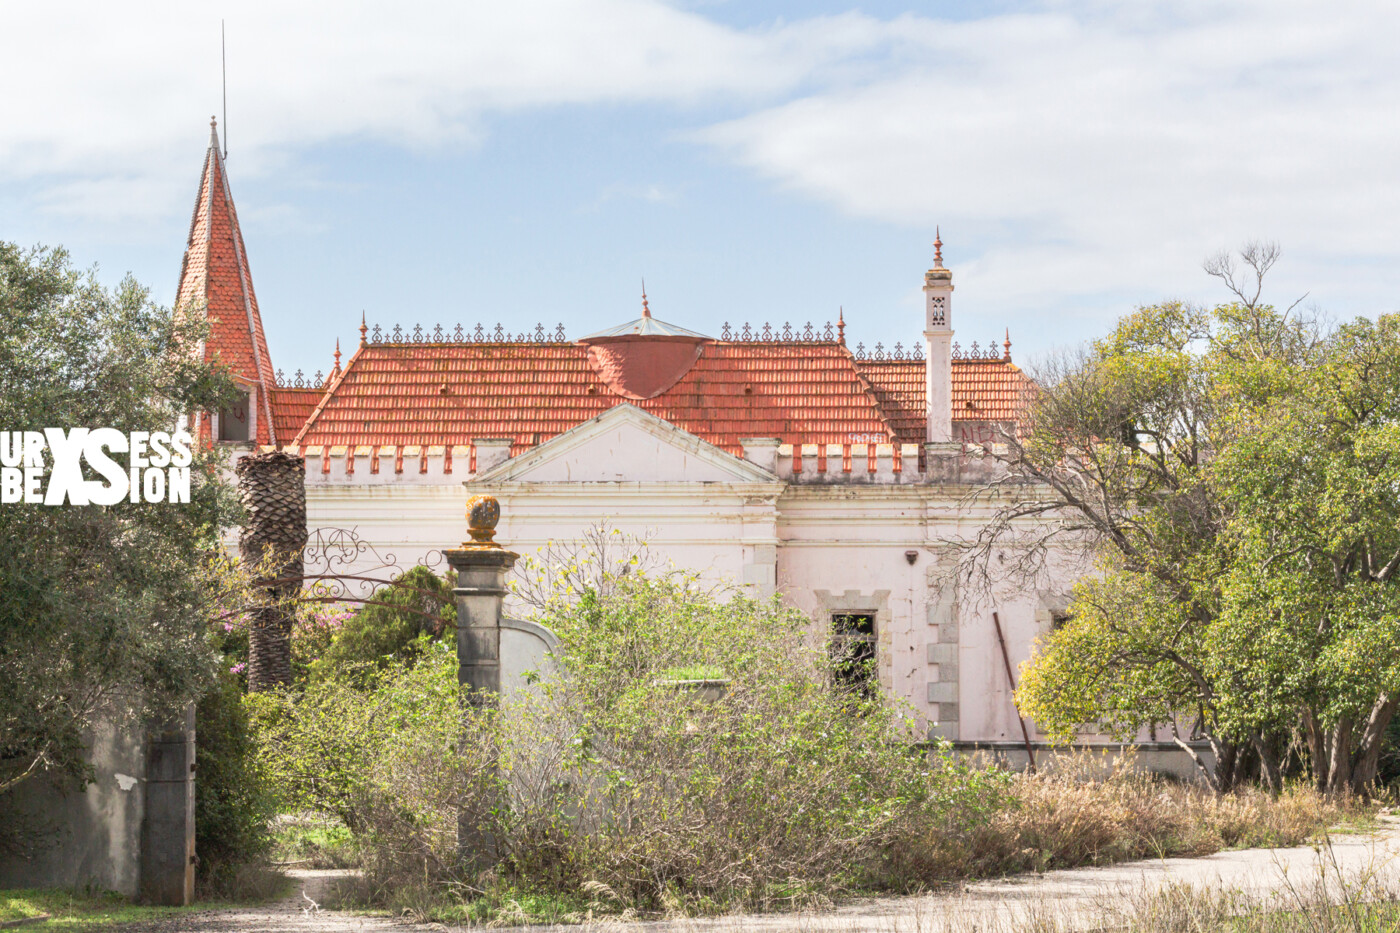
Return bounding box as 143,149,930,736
111,820,1400,932
112,869,418,933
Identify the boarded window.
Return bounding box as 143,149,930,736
219,390,251,442
830,612,877,696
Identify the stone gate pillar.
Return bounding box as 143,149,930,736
444,494,518,870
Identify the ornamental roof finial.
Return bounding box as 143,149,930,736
333,338,342,374
641,278,651,319
1003,327,1012,361
837,306,846,346
933,226,944,269
359,311,368,348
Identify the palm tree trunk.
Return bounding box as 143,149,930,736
235,450,307,691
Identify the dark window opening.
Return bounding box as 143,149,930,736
831,612,877,697
219,391,251,442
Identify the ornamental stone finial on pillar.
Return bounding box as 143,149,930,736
444,493,519,871
446,494,518,698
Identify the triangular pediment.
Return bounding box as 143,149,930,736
470,404,779,484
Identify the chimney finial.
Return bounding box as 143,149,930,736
1003,327,1012,361
933,226,944,268
641,278,651,319
359,311,368,348
837,306,846,346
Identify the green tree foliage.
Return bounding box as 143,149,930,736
0,243,237,847
312,566,455,681
247,636,459,834
1008,244,1400,793
1209,315,1400,792
194,673,278,879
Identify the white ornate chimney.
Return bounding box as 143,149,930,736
923,230,954,444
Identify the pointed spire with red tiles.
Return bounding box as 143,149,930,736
176,117,278,445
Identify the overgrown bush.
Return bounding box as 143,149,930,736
194,673,278,883
312,567,455,681
493,574,1010,909
262,568,1373,922
319,571,1011,915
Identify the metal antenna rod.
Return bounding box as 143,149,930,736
221,20,228,158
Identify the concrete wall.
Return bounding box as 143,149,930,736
0,715,147,895
0,707,195,904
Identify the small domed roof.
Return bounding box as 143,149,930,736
582,286,712,340
579,287,712,400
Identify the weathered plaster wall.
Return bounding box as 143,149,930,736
0,715,146,896
282,406,1089,747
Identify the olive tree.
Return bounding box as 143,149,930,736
0,243,237,851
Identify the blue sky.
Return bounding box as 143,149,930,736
3,1,1398,380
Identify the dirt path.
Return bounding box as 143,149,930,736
114,869,419,933
112,821,1400,932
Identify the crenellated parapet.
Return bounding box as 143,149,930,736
289,444,475,484
267,436,1013,487
764,441,1011,485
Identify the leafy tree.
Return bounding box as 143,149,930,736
194,672,278,879
0,243,237,849
1210,314,1400,792
313,566,455,681
1004,244,1400,794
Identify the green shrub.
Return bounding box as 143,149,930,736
194,673,278,881
313,571,1010,914
247,637,471,838
495,573,1010,908
312,567,455,682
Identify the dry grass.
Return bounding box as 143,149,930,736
563,840,1400,932
900,753,1375,883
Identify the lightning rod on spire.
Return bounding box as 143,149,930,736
221,20,228,159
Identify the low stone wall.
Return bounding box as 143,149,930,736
948,740,1218,783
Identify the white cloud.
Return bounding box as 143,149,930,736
696,1,1400,318
3,1,1398,324
0,2,885,184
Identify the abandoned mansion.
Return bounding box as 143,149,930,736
180,118,1105,757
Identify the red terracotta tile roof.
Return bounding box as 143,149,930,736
858,358,1034,443
291,340,1031,454
951,358,1033,422
175,120,278,444
270,386,323,442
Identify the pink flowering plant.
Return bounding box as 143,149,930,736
292,586,353,681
